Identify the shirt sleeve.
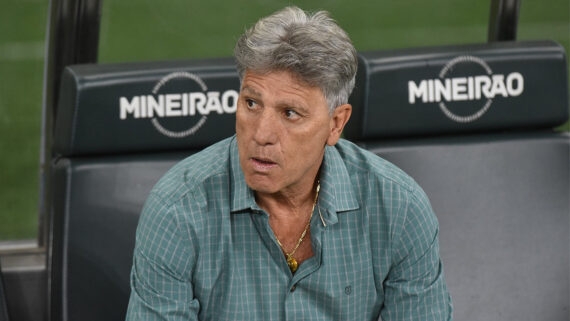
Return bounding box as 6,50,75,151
380,186,453,321
125,192,200,320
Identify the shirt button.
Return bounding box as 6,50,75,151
290,285,296,292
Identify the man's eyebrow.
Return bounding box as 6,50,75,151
276,99,310,114
241,86,262,98
241,85,310,113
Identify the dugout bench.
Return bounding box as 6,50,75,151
47,40,569,321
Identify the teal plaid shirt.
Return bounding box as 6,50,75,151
126,136,452,320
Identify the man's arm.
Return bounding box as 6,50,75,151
381,186,453,321
126,192,199,320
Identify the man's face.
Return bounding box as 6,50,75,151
236,70,346,195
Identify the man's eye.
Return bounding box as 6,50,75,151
284,109,300,119
245,99,257,109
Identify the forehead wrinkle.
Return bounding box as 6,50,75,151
273,81,318,111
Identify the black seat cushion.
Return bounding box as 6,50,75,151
0,261,9,321
362,132,570,321
50,153,185,321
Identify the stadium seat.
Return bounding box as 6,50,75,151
48,40,569,321
345,40,569,321
0,262,10,321
48,58,240,321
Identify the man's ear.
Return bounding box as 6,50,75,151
326,104,352,146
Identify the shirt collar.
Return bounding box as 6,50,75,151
316,143,360,226
229,137,360,225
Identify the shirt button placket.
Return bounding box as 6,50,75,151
284,284,297,321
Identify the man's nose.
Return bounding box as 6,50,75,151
253,109,279,146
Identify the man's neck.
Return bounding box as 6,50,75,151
255,178,318,221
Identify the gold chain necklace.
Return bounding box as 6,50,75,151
275,181,320,273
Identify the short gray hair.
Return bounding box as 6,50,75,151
234,6,358,113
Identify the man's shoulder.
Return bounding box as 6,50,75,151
150,136,234,206
335,139,418,193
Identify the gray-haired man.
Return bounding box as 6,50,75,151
126,6,452,320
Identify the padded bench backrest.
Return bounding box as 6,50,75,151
49,57,240,321
54,57,240,155
347,40,569,321
345,40,568,139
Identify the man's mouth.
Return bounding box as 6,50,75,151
251,157,277,170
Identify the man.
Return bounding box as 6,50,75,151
126,6,452,321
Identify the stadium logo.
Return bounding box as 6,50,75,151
119,72,239,138
408,55,524,123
